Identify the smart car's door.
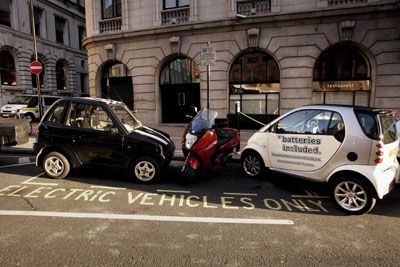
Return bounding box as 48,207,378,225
267,109,345,172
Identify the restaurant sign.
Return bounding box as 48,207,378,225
312,80,371,92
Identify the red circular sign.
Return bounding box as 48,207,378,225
30,61,43,75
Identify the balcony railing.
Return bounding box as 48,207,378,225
328,0,368,6
99,17,122,33
237,0,271,16
161,6,190,25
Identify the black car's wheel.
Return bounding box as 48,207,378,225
241,151,264,178
131,156,160,183
43,152,70,179
331,176,376,215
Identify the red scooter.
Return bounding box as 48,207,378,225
181,109,240,184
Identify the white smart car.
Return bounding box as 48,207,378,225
241,105,399,215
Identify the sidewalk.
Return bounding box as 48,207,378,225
0,123,257,161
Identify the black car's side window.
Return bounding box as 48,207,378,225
66,103,87,128
87,105,114,132
47,101,67,124
66,103,114,132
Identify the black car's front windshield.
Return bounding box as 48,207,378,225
110,104,141,132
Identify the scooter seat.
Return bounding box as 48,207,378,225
216,128,237,147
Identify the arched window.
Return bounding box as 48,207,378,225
229,51,280,128
313,44,369,81
0,50,16,86
31,56,45,89
312,44,371,106
56,60,67,90
160,57,200,85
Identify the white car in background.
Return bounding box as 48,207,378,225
241,105,399,215
0,95,34,118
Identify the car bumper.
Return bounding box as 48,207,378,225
1,112,17,118
374,162,399,199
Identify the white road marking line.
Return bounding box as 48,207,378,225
223,192,258,196
21,173,59,186
291,189,330,199
0,162,35,169
90,185,126,190
157,189,191,194
0,210,295,225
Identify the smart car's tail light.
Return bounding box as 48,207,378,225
374,143,384,164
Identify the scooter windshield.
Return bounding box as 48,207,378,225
189,109,218,134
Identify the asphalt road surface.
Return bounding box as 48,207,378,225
0,154,400,266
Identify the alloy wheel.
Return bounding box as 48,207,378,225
334,181,368,212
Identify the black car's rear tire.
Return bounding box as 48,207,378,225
131,156,160,183
331,176,376,215
43,151,70,179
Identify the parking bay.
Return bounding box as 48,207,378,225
1,158,400,222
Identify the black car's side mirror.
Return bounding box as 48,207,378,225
110,127,119,135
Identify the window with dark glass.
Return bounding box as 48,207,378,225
31,56,45,89
55,16,66,44
0,0,11,27
56,60,67,90
313,44,369,82
78,26,85,49
33,7,42,37
0,50,16,86
164,0,190,9
312,44,371,107
160,58,199,84
102,0,121,19
229,52,280,118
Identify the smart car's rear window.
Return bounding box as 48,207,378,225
355,109,397,144
378,113,397,144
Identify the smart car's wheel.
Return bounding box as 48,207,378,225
241,151,264,178
43,152,70,179
331,176,376,215
131,156,160,183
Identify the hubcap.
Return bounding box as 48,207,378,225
134,161,155,182
45,156,64,177
243,155,261,177
334,181,367,211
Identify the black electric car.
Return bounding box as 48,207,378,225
34,97,175,183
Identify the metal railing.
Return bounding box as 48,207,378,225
161,6,190,25
237,0,271,16
328,0,368,6
99,17,122,33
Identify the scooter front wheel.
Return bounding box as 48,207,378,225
180,165,197,186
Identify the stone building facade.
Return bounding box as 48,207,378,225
0,0,88,105
84,0,400,127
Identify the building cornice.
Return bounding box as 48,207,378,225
83,2,400,49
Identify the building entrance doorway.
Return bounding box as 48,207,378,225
101,61,134,110
160,83,200,123
160,57,200,123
